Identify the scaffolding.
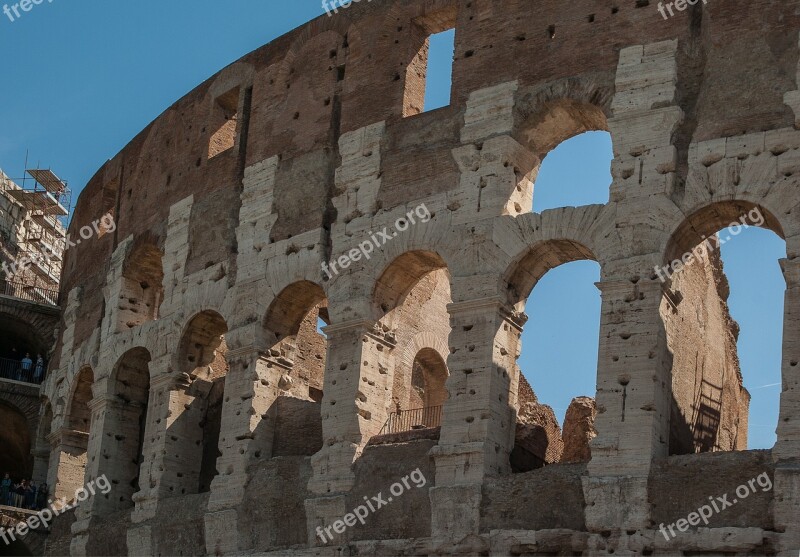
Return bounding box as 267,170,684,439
0,162,72,305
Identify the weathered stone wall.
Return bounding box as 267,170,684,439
36,0,800,555
663,242,751,454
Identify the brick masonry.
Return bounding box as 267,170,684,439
29,1,800,555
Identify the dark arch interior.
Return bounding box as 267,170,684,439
176,311,229,494
0,401,32,478
0,313,48,362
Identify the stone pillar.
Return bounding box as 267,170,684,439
305,318,396,545
70,393,112,557
205,345,281,555
774,257,800,554
31,438,50,485
429,297,523,542
583,276,671,531
48,427,89,501
130,365,173,524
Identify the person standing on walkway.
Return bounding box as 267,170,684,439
36,482,48,510
1,473,11,506
19,353,33,381
33,354,45,383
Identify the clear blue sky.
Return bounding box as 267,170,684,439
0,2,782,450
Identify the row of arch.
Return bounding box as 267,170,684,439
50,193,788,513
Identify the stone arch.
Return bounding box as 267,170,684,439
508,78,613,215
117,239,165,328
514,77,613,160
397,333,451,422
410,347,449,411
373,251,452,423
373,250,450,323
167,310,229,496
661,200,786,455
263,281,328,457
95,347,151,512
0,399,32,478
663,201,785,265
504,239,597,311
502,239,601,470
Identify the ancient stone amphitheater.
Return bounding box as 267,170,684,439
35,0,800,555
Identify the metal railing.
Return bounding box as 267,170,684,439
0,357,45,385
379,405,442,435
0,281,58,306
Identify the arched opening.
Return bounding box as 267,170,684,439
662,201,785,454
373,251,451,438
510,94,612,217
408,348,448,428
264,281,329,457
117,242,164,330
410,348,448,410
54,366,93,498
0,400,32,479
169,311,228,495
532,131,613,212
505,241,600,472
68,367,94,434
96,347,151,512
0,312,49,383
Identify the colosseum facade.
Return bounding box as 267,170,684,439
33,0,800,555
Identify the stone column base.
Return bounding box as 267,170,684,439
131,490,158,523
204,509,243,555
429,485,482,544
304,495,347,547
126,525,154,557
582,476,650,531
68,518,90,557
774,466,800,556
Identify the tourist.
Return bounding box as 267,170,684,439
24,481,36,509
1,473,10,506
36,482,48,510
13,480,25,508
19,353,33,381
34,354,45,383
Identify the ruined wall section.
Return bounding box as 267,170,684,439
662,241,750,455
58,0,800,360
41,1,800,555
